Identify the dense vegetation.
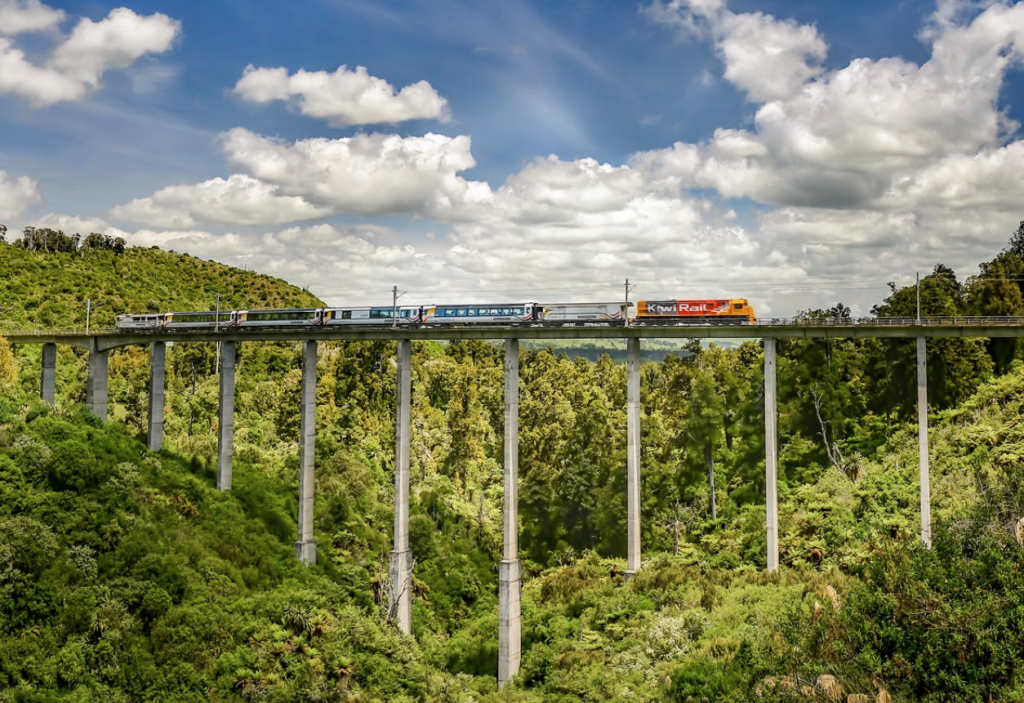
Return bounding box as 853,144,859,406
1,223,1024,701
0,238,322,331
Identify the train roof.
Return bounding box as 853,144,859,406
434,301,536,307
540,301,631,307
239,308,319,313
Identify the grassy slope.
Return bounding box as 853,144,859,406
0,243,323,330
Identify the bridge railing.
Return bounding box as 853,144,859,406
5,317,1024,338
758,316,1024,327
0,328,116,337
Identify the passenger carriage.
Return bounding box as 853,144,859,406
541,302,627,325
425,303,539,325
323,306,429,325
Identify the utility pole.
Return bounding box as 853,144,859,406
916,272,921,324
392,285,406,329
86,299,104,333
624,279,636,327
215,293,221,373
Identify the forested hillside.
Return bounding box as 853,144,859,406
2,227,1024,701
0,235,322,330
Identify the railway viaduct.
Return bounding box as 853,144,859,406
6,318,1024,688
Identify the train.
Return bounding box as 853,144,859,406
115,299,756,330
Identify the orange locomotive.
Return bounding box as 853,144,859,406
635,299,756,325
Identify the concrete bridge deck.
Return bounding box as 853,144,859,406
3,315,1024,350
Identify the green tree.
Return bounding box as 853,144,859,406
966,251,1024,373
869,265,992,415
684,369,723,519
1008,220,1024,258
0,337,16,386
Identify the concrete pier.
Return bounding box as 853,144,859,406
295,341,317,565
148,342,166,452
626,337,641,575
41,343,56,405
917,337,931,548
86,349,108,421
499,339,521,688
389,339,413,634
764,338,779,573
217,341,236,492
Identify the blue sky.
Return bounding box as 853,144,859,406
2,0,1024,313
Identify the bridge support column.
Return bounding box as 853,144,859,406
499,339,521,688
626,337,641,575
295,341,317,565
86,349,108,421
217,341,236,492
389,339,413,634
148,342,166,452
917,337,931,548
764,338,779,573
41,343,56,405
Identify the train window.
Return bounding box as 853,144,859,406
734,303,743,310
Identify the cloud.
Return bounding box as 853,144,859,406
50,8,180,87
0,0,64,34
74,0,1024,316
881,142,1024,211
109,174,334,228
109,129,494,227
638,0,1024,213
0,6,180,106
32,212,109,233
646,0,827,101
0,37,86,104
0,170,41,220
220,128,491,217
234,64,450,127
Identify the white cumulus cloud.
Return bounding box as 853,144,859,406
640,0,1024,214
0,170,41,220
234,64,450,127
0,6,180,106
109,129,493,227
0,0,64,34
109,174,334,228
646,0,827,101
220,128,490,217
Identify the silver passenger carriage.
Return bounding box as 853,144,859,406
324,306,426,325
165,311,235,328
541,302,627,325
426,303,539,325
116,313,170,329
236,308,322,327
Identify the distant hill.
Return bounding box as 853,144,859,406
0,243,323,330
